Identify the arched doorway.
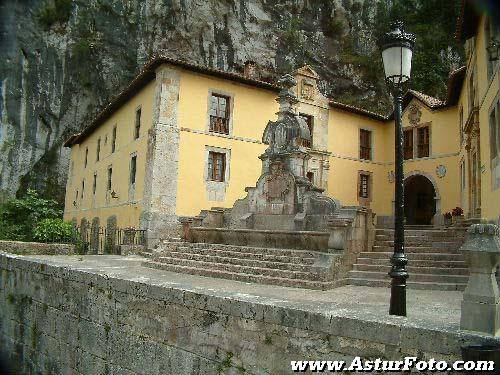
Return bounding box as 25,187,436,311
404,175,436,225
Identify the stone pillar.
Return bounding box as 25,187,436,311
460,223,500,336
90,217,100,255
80,218,89,254
140,66,181,249
105,215,117,254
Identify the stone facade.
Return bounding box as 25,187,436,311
140,66,181,247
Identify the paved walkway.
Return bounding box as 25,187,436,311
19,254,465,334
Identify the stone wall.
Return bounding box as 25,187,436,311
0,253,495,375
0,241,75,256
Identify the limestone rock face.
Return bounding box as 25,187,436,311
0,0,459,202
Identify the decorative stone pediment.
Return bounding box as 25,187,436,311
294,65,319,79
294,65,319,101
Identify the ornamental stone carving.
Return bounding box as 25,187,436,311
408,104,422,125
436,165,446,178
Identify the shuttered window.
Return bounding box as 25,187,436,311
134,108,141,139
207,152,226,182
130,155,137,185
403,129,413,160
359,129,372,160
417,126,430,158
209,94,230,134
112,126,117,153
107,167,112,191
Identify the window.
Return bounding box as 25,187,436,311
96,138,101,161
75,190,78,202
461,161,465,191
299,113,314,147
134,108,141,139
490,102,500,190
84,148,88,168
359,174,370,199
459,106,464,145
485,18,498,81
403,129,413,159
130,155,137,185
93,173,97,195
490,104,499,161
359,129,372,160
417,126,429,158
107,167,112,191
209,94,230,134
81,180,85,199
306,171,314,183
207,151,226,182
111,126,117,153
469,71,476,112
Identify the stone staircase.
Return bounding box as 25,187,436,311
348,228,469,291
141,239,337,290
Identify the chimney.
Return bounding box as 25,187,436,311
243,60,258,79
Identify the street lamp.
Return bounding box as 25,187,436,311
380,21,415,317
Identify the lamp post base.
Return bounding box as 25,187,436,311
389,281,407,316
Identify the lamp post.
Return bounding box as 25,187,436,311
380,21,415,317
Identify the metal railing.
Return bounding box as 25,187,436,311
75,226,146,254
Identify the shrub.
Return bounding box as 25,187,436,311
33,218,77,243
0,189,62,242
36,0,73,30
443,212,452,220
452,207,464,216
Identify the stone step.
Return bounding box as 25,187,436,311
359,251,464,262
348,277,467,291
375,241,462,250
155,246,317,265
375,228,465,235
374,237,457,245
374,235,464,243
144,261,334,290
160,241,320,258
156,256,322,281
352,263,469,275
348,270,468,284
355,257,467,268
372,245,461,254
164,251,313,272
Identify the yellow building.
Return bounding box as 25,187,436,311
63,4,499,243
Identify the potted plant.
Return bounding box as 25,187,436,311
443,212,452,227
451,207,464,226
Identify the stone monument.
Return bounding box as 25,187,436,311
216,74,339,232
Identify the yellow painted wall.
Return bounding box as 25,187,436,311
175,70,278,216
399,100,461,215
326,108,391,215
63,80,156,228
475,15,500,220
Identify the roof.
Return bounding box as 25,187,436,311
64,55,281,147
445,66,467,105
329,101,388,122
406,90,446,108
455,0,481,42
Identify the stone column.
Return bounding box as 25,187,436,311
105,215,117,254
90,217,100,255
460,223,500,336
140,66,181,249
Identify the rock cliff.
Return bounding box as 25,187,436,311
0,0,462,202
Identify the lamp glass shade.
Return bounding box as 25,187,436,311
382,46,413,84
